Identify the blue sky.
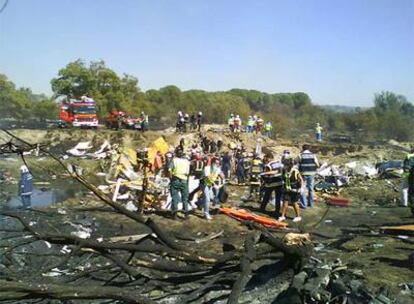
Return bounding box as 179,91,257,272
0,0,413,106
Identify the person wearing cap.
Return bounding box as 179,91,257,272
297,144,320,208
169,148,190,219
315,122,323,142
279,158,303,222
18,165,33,208
260,152,284,217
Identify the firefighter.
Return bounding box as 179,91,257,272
260,152,284,217
18,165,33,208
248,153,263,200
169,148,190,219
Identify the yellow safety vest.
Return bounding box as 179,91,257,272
171,158,190,180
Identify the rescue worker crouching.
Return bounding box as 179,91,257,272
169,148,190,219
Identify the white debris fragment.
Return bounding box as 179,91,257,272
57,208,67,215
60,245,71,254
125,201,138,211
71,231,91,239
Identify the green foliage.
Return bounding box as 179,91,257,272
4,61,414,142
0,74,45,119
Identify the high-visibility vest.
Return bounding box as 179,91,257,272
299,151,317,175
262,161,284,188
284,168,301,193
247,119,254,127
192,160,204,176
204,166,220,186
265,123,272,131
228,118,234,125
251,159,263,174
171,158,190,180
316,126,322,133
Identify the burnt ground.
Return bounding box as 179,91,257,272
0,128,413,303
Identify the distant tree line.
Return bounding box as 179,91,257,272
1,59,413,141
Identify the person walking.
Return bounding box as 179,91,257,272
297,144,320,208
279,158,302,222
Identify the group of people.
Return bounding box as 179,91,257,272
226,143,320,222
227,114,273,137
149,133,320,222
176,111,203,133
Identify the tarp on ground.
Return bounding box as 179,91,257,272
148,137,169,166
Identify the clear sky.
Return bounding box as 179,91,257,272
0,0,413,106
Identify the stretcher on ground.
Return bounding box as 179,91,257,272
219,207,288,229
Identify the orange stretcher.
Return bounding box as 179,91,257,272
219,207,288,229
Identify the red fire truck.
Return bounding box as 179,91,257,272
59,96,99,128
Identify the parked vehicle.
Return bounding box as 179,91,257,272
59,96,98,128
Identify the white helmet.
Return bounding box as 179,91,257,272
230,113,234,117
20,165,29,173
185,113,189,118
178,111,182,116
198,112,202,115
236,115,240,118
